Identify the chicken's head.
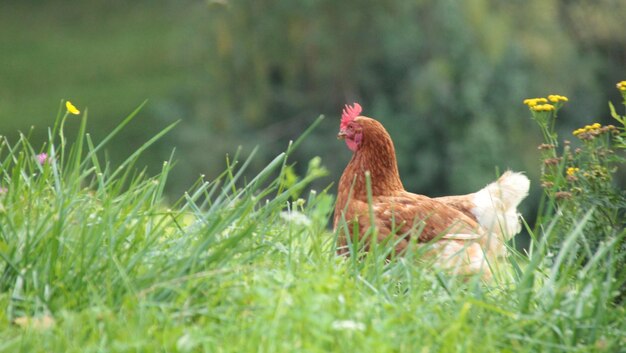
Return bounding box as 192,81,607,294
337,103,363,152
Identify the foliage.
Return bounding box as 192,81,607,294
525,83,626,291
2,0,625,198
0,104,625,351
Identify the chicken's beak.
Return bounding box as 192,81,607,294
337,130,347,140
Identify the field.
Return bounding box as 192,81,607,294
0,101,625,352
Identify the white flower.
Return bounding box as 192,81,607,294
331,320,365,331
279,211,311,226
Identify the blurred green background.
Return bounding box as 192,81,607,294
1,0,625,209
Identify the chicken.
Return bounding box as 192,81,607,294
333,103,530,278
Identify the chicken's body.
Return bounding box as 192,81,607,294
334,105,529,278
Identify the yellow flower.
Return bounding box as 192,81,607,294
523,98,537,107
548,94,569,103
66,101,80,115
616,81,626,91
525,97,562,110
582,123,601,132
572,128,584,136
523,97,547,107
531,104,555,112
566,167,579,176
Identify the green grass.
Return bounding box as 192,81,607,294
0,105,625,352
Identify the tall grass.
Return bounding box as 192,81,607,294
0,103,624,352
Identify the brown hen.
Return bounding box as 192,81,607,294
333,103,530,278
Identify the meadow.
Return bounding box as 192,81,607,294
0,94,625,352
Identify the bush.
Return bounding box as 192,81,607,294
525,82,626,295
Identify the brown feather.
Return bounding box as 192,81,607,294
334,117,481,257
435,194,478,222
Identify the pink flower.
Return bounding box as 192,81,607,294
37,153,48,165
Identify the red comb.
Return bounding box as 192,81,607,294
340,103,362,129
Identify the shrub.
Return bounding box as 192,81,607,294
525,83,626,295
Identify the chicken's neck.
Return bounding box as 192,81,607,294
338,132,404,201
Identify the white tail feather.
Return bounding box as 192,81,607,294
472,171,530,241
